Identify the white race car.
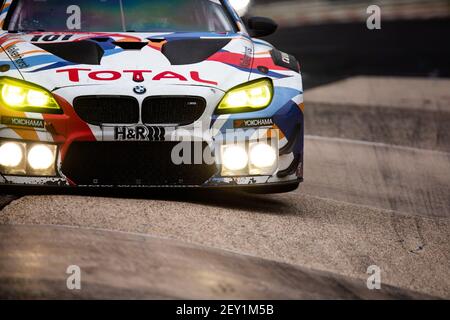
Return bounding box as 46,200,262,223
0,0,304,193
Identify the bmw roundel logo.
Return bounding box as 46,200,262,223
133,85,147,95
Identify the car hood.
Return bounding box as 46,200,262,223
0,32,255,93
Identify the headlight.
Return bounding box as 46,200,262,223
0,141,26,175
0,77,62,114
27,144,56,171
249,142,278,175
216,78,273,114
0,142,24,168
220,140,279,176
221,144,249,176
0,141,57,176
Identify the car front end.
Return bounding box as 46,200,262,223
0,0,304,193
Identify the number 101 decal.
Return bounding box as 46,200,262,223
30,34,75,42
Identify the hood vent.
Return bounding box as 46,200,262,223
34,40,104,65
113,41,149,50
162,39,231,65
90,37,111,43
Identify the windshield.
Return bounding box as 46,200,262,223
6,0,236,33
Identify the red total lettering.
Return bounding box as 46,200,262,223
56,68,91,82
152,71,187,81
56,69,218,85
124,70,152,82
190,71,217,85
89,71,122,81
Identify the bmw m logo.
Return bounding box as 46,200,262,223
133,85,147,95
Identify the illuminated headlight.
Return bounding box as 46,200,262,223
221,144,249,176
0,142,25,169
27,144,57,173
249,142,278,175
0,141,26,174
217,78,273,114
220,140,279,176
0,141,57,176
0,77,62,114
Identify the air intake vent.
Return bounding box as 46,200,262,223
113,41,148,50
162,39,231,65
61,141,217,186
73,96,139,125
142,96,206,125
35,41,104,65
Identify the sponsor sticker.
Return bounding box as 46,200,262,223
6,45,29,69
113,125,165,141
1,116,45,129
234,118,274,128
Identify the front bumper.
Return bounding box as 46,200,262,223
0,133,303,189
0,83,304,190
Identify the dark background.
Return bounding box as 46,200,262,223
248,0,450,88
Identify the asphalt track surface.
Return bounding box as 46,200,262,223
1,77,449,299
305,77,450,152
0,225,430,299
304,136,450,218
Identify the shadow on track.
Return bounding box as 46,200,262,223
0,186,296,215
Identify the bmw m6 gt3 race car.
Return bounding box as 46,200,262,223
0,0,304,193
